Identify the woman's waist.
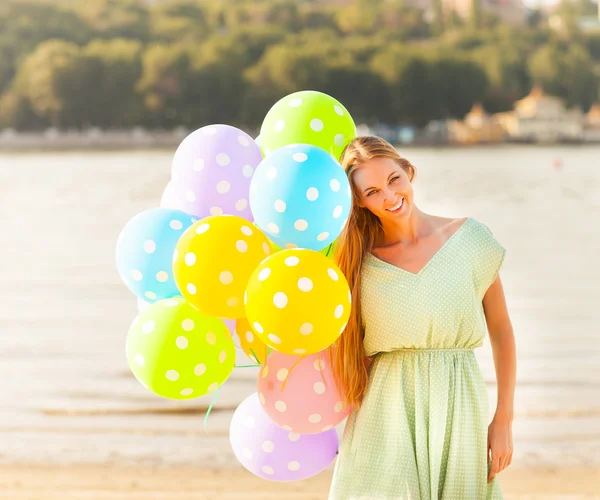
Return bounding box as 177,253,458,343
367,346,477,357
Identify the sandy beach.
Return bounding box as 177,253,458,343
1,146,599,499
2,465,600,499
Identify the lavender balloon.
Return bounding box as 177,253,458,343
171,125,261,221
230,392,339,482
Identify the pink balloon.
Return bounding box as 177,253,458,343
230,392,338,482
257,350,350,434
160,181,183,210
171,124,261,220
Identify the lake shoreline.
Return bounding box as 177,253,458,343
2,130,600,153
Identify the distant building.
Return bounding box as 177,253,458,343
549,1,600,33
584,103,600,142
448,103,505,144
442,0,528,26
493,86,584,143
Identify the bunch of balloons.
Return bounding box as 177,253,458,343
115,90,357,483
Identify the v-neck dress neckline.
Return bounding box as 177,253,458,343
366,217,472,277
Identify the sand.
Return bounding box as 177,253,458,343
1,465,600,499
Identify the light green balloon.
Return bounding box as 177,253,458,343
259,90,357,160
126,297,235,400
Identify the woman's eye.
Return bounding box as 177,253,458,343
390,176,400,183
367,190,377,196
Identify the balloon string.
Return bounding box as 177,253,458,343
249,347,261,365
280,354,306,392
204,385,221,434
325,242,334,257
235,364,260,368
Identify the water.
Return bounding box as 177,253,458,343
0,145,598,467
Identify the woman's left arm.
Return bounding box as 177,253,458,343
483,274,517,484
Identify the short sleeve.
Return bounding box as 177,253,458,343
472,222,506,300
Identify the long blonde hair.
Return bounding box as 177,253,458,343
330,136,416,410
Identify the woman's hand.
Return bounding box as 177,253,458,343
487,412,513,483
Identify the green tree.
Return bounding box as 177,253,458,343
83,39,144,127
10,39,81,127
149,0,208,42
335,0,380,35
529,41,599,109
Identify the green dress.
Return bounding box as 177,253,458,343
329,217,506,500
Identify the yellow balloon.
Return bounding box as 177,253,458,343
173,215,272,319
235,317,268,364
244,248,351,355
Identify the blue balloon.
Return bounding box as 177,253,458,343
249,144,351,251
255,134,261,148
116,208,196,302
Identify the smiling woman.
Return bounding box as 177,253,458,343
328,136,516,500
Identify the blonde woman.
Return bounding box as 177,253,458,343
329,136,516,499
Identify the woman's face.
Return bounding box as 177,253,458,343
352,157,414,221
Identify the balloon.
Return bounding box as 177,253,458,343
255,134,261,148
249,144,351,251
126,297,235,399
230,392,339,482
235,317,268,364
257,350,350,434
173,215,272,319
137,297,150,312
270,239,336,259
138,296,184,312
259,90,356,160
222,318,236,335
245,248,351,355
160,181,183,210
116,208,195,302
171,124,261,221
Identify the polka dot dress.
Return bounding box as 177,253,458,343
329,218,506,500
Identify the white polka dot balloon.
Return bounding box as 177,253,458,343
173,215,272,319
170,125,261,221
259,90,356,160
230,392,339,482
257,350,350,434
116,208,195,302
249,144,351,251
126,297,235,399
160,181,183,210
244,248,351,355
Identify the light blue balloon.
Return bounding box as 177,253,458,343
249,144,351,251
255,134,261,148
116,208,196,302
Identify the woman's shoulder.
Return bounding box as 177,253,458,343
462,217,500,241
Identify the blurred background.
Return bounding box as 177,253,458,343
0,0,599,499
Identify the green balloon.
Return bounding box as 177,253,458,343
126,297,235,400
259,90,357,160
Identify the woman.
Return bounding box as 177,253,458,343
328,136,516,499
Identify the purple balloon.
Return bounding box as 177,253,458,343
230,393,339,482
160,181,183,210
171,125,261,221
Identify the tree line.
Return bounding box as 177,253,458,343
0,0,599,130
